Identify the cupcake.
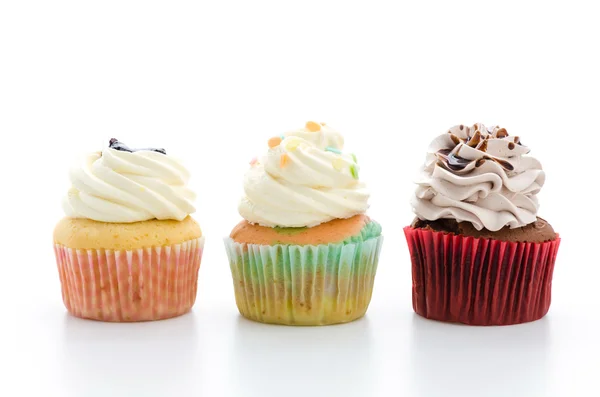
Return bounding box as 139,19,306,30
53,139,204,322
405,124,560,326
225,121,383,326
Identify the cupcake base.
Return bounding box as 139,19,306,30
404,227,560,326
54,238,204,322
224,236,383,326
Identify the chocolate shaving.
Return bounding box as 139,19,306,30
466,131,481,147
496,128,508,138
477,140,488,152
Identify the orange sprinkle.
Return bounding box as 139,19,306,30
306,121,321,132
280,153,290,168
268,136,282,148
320,122,326,126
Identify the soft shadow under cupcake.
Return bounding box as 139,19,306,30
409,315,552,397
59,313,200,396
228,316,376,397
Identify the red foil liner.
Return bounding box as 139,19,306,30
403,226,560,326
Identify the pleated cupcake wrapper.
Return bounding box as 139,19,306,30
224,236,383,326
54,237,205,322
404,227,560,326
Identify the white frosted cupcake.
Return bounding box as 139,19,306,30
54,139,204,322
225,122,383,326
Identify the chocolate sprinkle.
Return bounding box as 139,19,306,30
508,142,516,150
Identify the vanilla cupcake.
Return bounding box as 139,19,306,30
225,122,383,326
54,139,204,322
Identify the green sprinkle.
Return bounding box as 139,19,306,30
273,226,308,236
350,164,359,179
325,146,342,154
351,153,358,163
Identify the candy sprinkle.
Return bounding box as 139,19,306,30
332,158,345,171
350,164,359,179
351,153,358,163
249,157,258,166
268,136,282,148
306,121,321,132
280,153,290,168
286,137,302,151
325,146,341,154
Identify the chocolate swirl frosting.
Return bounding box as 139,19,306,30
411,124,545,231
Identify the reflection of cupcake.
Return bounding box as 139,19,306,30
225,121,383,326
405,124,560,326
54,139,204,322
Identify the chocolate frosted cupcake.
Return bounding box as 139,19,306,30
225,121,383,326
404,124,560,326
54,139,204,322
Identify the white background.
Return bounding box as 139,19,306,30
1,1,599,396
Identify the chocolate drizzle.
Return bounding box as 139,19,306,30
436,150,471,171
491,157,514,171
109,138,167,155
446,153,471,170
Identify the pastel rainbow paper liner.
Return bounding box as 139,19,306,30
404,227,560,326
54,237,204,322
224,236,383,326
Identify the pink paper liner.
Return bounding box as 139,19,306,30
404,227,560,326
54,238,204,322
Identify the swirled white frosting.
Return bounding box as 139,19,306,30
411,123,545,231
239,122,369,228
63,146,196,223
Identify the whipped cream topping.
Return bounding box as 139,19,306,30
63,141,196,223
239,122,370,228
411,124,545,231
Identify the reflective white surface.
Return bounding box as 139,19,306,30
6,289,598,397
